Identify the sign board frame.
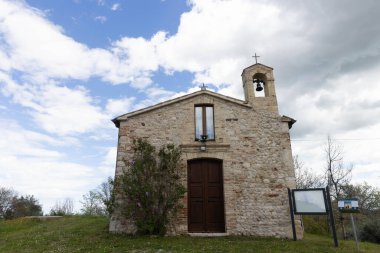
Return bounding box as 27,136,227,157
338,198,359,213
292,188,328,215
288,187,338,247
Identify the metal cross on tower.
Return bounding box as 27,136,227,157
252,53,260,64
200,83,208,90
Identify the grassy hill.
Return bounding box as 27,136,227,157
0,216,379,252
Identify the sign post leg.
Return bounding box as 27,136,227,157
326,186,339,247
350,213,359,250
287,188,297,241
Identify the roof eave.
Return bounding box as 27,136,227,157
241,63,274,76
281,115,296,129
112,118,120,128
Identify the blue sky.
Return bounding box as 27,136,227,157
1,0,380,213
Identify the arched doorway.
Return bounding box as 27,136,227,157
187,159,225,232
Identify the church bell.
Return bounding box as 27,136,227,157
254,79,264,92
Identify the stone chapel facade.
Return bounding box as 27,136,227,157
110,63,302,238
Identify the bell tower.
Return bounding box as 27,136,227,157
242,62,279,114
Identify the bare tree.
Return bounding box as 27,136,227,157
50,198,74,216
294,155,324,189
325,135,353,239
0,187,17,218
325,136,353,200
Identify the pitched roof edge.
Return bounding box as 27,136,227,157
112,90,251,127
281,115,296,129
111,118,120,128
241,63,273,75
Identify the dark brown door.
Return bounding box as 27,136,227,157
188,159,225,232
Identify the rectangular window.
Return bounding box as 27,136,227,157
195,105,215,140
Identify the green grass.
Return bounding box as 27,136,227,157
0,216,379,253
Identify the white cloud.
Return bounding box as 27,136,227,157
1,0,300,91
155,0,306,83
106,97,136,118
111,3,120,11
289,65,380,138
2,0,380,94
94,15,107,23
97,147,117,175
30,85,109,136
0,72,110,136
0,50,11,71
92,0,309,97
111,31,167,88
0,121,79,211
0,119,116,213
1,0,93,80
0,120,63,158
0,153,100,213
0,0,161,86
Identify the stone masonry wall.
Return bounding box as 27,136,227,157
109,93,299,238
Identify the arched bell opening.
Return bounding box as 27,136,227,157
252,73,267,97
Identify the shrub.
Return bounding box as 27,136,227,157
4,195,42,219
99,177,115,217
80,177,115,217
121,139,186,235
80,190,105,216
360,220,380,244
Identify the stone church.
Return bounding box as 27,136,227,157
110,63,301,238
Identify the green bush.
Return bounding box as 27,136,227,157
121,139,186,235
360,220,380,244
4,195,42,219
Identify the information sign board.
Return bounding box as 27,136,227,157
292,188,328,215
338,199,359,213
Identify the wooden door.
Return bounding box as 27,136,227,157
188,159,225,232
